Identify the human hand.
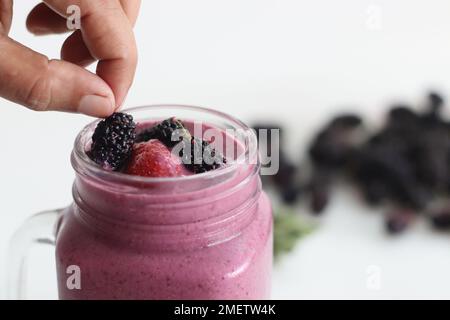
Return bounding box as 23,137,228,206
0,0,140,117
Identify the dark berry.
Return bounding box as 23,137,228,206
309,169,332,214
136,117,191,147
420,92,445,125
90,112,136,171
125,140,187,177
352,144,429,210
281,183,302,205
268,151,301,204
362,180,389,206
309,113,363,168
428,91,444,113
309,130,346,167
430,209,450,231
272,151,298,187
388,105,419,129
329,114,362,129
385,209,416,235
310,186,329,214
409,128,450,190
182,137,226,173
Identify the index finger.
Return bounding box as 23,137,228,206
44,0,137,108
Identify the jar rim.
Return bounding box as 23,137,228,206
71,104,259,189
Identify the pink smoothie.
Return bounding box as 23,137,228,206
55,118,273,299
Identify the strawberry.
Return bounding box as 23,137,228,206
125,139,188,177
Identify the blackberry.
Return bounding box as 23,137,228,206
273,152,302,205
430,209,450,231
421,92,445,125
428,91,444,113
309,169,331,214
90,112,136,171
309,113,363,168
388,105,419,129
281,184,302,204
329,113,362,129
410,129,450,190
272,151,297,187
385,209,416,235
136,117,191,146
182,137,226,173
352,143,429,210
361,180,389,206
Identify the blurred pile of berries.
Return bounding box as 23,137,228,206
254,91,450,235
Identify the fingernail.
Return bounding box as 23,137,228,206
78,95,115,117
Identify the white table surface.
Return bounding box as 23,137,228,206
2,0,450,299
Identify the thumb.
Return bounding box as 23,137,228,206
0,36,115,117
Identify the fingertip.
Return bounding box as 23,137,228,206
78,94,115,117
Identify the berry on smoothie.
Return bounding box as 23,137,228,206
88,113,226,177
125,139,188,177
89,113,136,171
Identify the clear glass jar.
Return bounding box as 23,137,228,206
8,105,273,300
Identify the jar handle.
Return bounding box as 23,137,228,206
7,209,64,300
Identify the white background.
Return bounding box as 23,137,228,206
2,0,450,299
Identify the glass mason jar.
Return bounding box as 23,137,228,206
8,105,273,300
